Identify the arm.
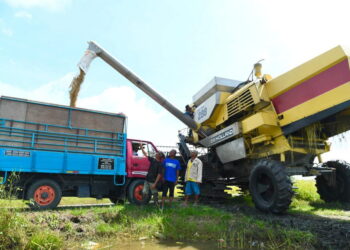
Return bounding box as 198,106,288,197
175,170,179,185
175,161,181,185
152,173,162,189
151,164,163,189
197,159,203,183
140,143,147,157
184,161,189,181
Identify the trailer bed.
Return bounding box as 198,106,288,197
0,96,127,176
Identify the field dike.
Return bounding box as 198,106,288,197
0,180,349,249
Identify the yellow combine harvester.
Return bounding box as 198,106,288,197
79,42,350,214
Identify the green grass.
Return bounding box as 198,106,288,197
0,202,318,249
227,180,350,218
0,197,111,209
26,231,63,250
289,180,350,217
0,179,347,249
89,204,315,249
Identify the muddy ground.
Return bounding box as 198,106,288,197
208,201,350,250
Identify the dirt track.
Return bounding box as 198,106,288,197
210,202,350,250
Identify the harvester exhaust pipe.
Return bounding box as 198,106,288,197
78,41,202,134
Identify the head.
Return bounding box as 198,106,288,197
190,150,198,159
169,149,177,158
185,105,192,112
132,144,139,152
155,151,165,161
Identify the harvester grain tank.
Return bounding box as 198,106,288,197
79,42,350,213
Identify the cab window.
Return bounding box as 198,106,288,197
131,142,144,157
147,143,156,158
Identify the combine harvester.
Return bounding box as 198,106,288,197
78,42,350,213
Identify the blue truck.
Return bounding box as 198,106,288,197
0,96,159,209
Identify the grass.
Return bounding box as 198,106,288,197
0,179,347,249
26,231,63,250
0,197,111,209
289,179,350,217
227,180,350,218
0,202,317,249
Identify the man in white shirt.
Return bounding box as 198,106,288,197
183,151,203,206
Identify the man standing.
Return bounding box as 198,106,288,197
140,144,164,206
161,149,181,208
183,151,203,206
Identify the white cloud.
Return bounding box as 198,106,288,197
0,73,73,103
0,19,13,37
255,0,350,68
4,0,71,11
14,11,32,19
0,72,349,157
78,86,181,145
0,73,182,146
1,27,13,36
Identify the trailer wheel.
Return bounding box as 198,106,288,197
27,179,62,210
127,179,151,205
249,159,293,214
316,161,350,202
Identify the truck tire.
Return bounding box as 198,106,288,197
26,179,62,210
249,159,293,214
127,179,151,205
316,161,350,202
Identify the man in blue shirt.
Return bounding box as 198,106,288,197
161,149,181,208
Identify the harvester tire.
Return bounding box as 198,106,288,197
127,179,151,205
316,161,350,203
26,179,62,210
249,159,293,214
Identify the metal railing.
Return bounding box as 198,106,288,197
0,118,125,156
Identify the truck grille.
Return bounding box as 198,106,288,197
227,89,255,118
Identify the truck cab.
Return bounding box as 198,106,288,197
126,139,158,178
123,139,159,205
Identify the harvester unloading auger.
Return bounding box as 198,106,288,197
77,41,350,213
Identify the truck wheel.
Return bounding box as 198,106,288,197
249,159,293,214
27,179,62,210
127,179,151,205
316,161,350,202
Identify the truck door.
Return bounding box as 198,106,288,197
128,141,156,178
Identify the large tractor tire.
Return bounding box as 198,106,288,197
26,179,62,210
249,159,293,214
316,161,350,202
127,179,151,205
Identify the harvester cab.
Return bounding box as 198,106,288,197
76,42,350,214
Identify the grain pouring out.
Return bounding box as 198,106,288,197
69,68,85,107
69,48,97,107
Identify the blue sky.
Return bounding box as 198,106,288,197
1,0,350,161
